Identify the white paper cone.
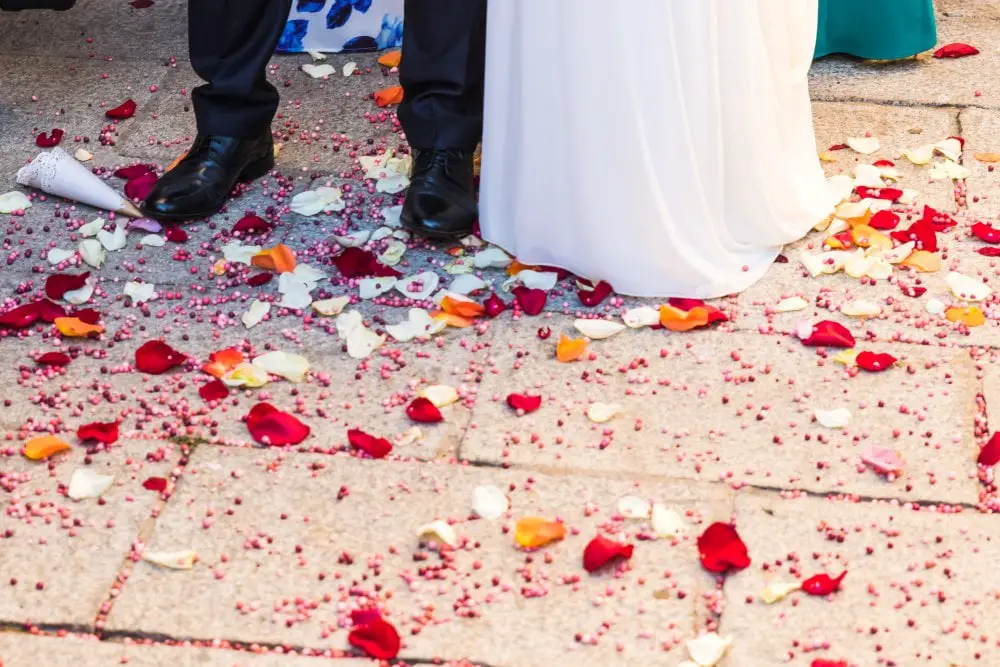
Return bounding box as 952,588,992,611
17,147,141,218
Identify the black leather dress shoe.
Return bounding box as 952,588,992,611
401,149,477,241
142,133,274,222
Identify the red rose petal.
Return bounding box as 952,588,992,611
582,534,634,573
347,428,392,459
484,292,507,318
106,99,138,119
506,393,542,413
536,265,573,281
978,432,1000,467
36,352,71,366
246,273,274,287
934,42,979,59
972,222,1000,244
45,272,90,300
827,143,848,151
129,0,154,8
164,225,188,243
696,522,751,574
333,247,401,279
811,661,849,667
978,247,1000,257
921,204,957,232
198,379,230,403
950,135,966,149
350,609,383,627
134,340,187,374
348,618,401,660
232,214,272,235
801,571,846,596
868,210,900,230
406,397,443,423
0,303,40,329
890,220,937,252
855,351,897,372
855,186,902,202
38,299,67,322
577,280,612,307
124,172,159,201
245,402,310,446
799,321,855,348
35,128,65,148
872,159,895,168
143,476,168,492
512,286,546,315
72,308,101,325
114,164,154,180
900,284,927,298
77,421,119,445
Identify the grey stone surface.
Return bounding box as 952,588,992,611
106,449,729,666
957,107,1000,217
461,323,980,504
0,633,378,667
0,439,181,629
720,490,1000,666
810,16,1000,108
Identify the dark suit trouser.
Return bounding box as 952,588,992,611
398,0,487,151
189,0,293,138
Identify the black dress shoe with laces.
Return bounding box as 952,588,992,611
401,149,477,241
142,133,274,222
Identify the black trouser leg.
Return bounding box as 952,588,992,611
398,0,487,151
189,0,292,139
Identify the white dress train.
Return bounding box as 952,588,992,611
479,0,840,299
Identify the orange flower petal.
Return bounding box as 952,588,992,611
440,296,485,319
659,305,711,332
377,50,401,68
374,85,404,108
23,435,72,461
431,311,475,328
54,316,104,337
844,210,874,227
900,250,942,273
202,347,245,378
506,260,538,276
946,306,986,327
851,225,893,252
251,244,297,274
975,152,1000,163
556,335,588,362
166,151,188,173
514,517,567,549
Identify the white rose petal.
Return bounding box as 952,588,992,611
123,281,156,305
926,298,946,315
221,362,270,388
143,550,197,570
444,257,474,275
420,384,459,408
307,49,327,61
623,306,660,328
898,188,920,205
346,326,385,359
449,274,489,295
852,164,885,188
222,241,262,265
74,148,94,162
840,299,882,317
68,468,114,500
79,218,105,237
382,205,403,228
63,281,94,306
371,226,395,242
586,402,622,423
97,225,127,252
686,632,732,667
302,63,336,78
78,239,106,269
396,271,440,300
47,248,74,265
946,271,992,301
651,504,686,539
901,143,935,165
376,173,409,194
358,276,397,299
775,297,809,313
252,350,310,383
378,239,407,266
336,310,364,339
574,318,626,340
312,296,351,317
846,136,880,155
333,230,371,248
934,137,963,162
342,61,357,77
617,496,651,520
290,186,344,216
930,159,970,181
759,581,800,604
140,234,166,247
242,300,270,329
417,520,458,548
471,485,509,519
835,200,871,220
473,247,512,269
512,270,558,291
0,191,31,213
815,408,851,429
277,280,313,309
883,241,915,264
386,308,445,342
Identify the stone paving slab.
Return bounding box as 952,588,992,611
720,490,1000,666
0,633,379,667
0,439,182,629
809,16,999,109
0,0,186,61
461,323,980,504
939,0,1000,18
106,450,730,666
957,107,1000,217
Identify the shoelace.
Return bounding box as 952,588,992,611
414,149,468,178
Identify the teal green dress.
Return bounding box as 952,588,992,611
816,0,937,60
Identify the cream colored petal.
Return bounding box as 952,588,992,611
0,191,31,213
78,239,106,269
396,271,440,300
586,402,622,423
417,520,458,548
312,296,351,317
623,306,660,328
252,350,310,383
473,247,512,269
815,408,851,429
846,136,880,155
346,326,385,359
946,271,992,301
97,224,127,252
574,319,626,340
449,274,489,295
378,239,407,266
68,468,114,500
759,581,800,604
420,384,459,408
840,299,882,317
241,300,270,329
47,248,75,265
471,485,509,520
123,281,156,305
651,504,686,538
686,633,732,667
775,296,809,313
358,276,397,299
143,550,197,570
618,496,651,520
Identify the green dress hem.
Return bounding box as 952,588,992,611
815,0,937,61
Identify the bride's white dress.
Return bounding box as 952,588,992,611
479,0,840,298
